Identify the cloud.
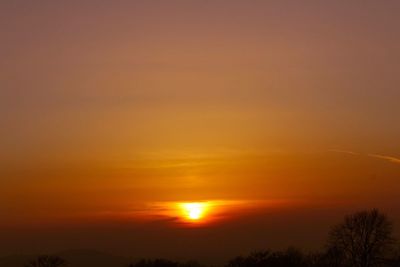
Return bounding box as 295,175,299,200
367,154,400,164
328,149,359,155
329,149,400,165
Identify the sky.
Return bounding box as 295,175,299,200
1,0,400,262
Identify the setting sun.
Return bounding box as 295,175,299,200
180,202,208,221
150,200,244,225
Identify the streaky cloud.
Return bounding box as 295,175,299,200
328,149,359,155
329,149,400,165
368,154,400,164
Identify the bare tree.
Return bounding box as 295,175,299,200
327,209,394,267
25,255,67,267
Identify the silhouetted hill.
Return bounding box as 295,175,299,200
0,249,130,267
0,254,31,267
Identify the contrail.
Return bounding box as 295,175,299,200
368,154,400,164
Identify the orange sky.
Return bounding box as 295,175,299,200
1,0,400,261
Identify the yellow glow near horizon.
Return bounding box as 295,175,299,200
148,200,260,225
180,202,208,221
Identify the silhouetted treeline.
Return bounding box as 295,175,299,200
129,259,202,267
24,209,400,267
24,255,67,267
227,248,309,267
224,209,399,267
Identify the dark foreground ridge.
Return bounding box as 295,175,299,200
2,209,400,267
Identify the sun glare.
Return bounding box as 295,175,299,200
152,200,251,225
180,202,208,221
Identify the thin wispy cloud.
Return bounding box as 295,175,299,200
368,154,400,164
328,149,360,155
329,149,400,165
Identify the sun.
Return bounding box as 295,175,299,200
180,202,208,221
